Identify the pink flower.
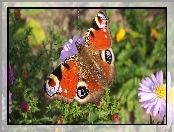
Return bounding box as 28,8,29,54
20,102,29,113
9,91,12,114
9,91,12,123
2,65,7,87
9,65,14,84
2,94,5,121
94,100,101,106
112,113,119,123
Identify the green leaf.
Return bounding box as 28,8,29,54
99,111,109,118
127,101,133,112
40,117,52,122
88,112,98,123
26,63,32,71
25,120,32,124
129,30,144,38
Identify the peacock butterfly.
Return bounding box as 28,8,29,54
43,9,116,105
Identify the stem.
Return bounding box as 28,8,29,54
29,109,33,121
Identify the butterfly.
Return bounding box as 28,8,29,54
43,9,116,105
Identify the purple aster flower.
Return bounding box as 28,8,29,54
9,65,14,84
59,36,85,62
2,94,5,121
2,94,5,130
2,96,5,130
138,71,166,122
2,65,7,87
9,90,12,123
167,71,174,129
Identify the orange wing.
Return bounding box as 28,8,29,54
43,60,80,103
86,10,112,50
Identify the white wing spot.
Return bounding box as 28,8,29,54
64,89,67,93
59,87,62,93
78,90,81,97
103,29,107,32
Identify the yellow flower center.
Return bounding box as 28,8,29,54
155,84,166,100
167,87,174,103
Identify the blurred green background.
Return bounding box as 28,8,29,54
8,8,166,124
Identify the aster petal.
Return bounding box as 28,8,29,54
9,91,12,97
2,94,5,101
152,99,161,116
139,83,151,90
146,104,155,114
145,77,154,88
9,90,12,115
9,93,12,101
73,36,77,40
138,92,157,100
9,100,12,105
139,93,156,102
60,48,76,62
138,88,152,93
9,65,14,84
59,54,66,62
72,36,77,44
167,117,172,129
167,103,174,129
64,43,70,51
9,109,12,114
159,100,166,122
157,71,163,84
142,79,152,87
2,106,5,111
59,36,84,62
2,113,5,120
155,71,159,80
141,102,151,109
2,65,7,87
138,91,153,96
79,38,85,45
151,73,158,85
167,71,171,88
140,96,158,108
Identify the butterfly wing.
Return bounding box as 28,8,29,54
74,10,117,103
43,58,79,103
84,9,116,87
86,10,112,50
74,71,105,104
43,57,105,105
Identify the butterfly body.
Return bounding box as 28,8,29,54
43,10,116,105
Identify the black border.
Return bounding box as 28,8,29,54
7,6,167,126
